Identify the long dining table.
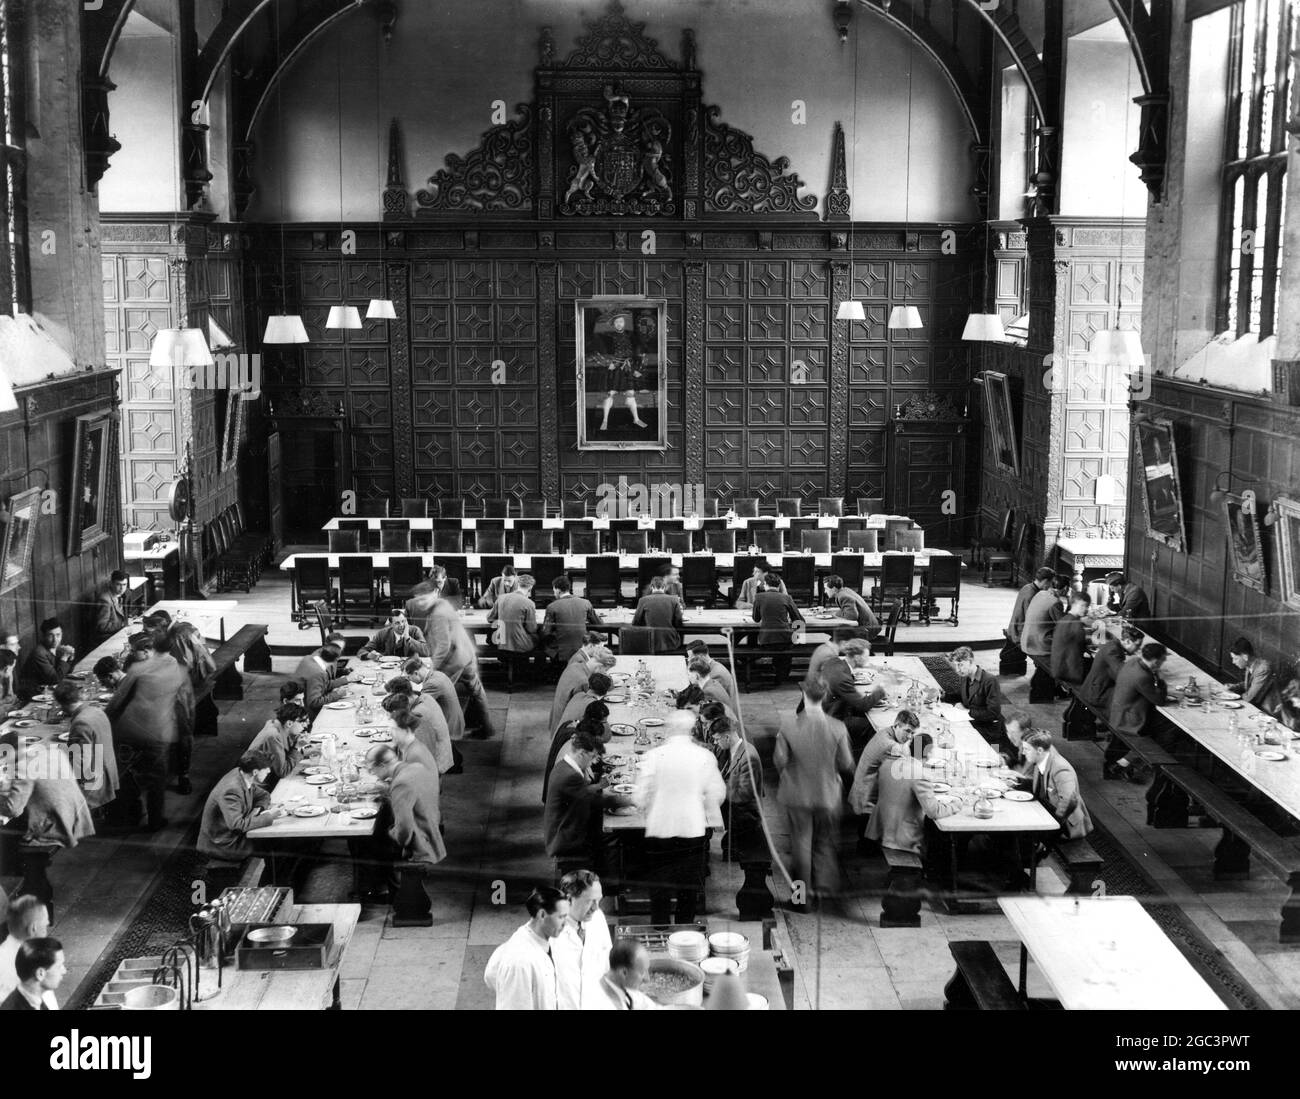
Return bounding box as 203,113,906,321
322,513,908,532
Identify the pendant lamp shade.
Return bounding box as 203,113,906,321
0,369,17,413
961,312,1005,342
325,305,362,330
366,298,397,320
887,305,923,330
263,314,311,344
835,299,866,322
149,327,214,368
1091,327,1144,365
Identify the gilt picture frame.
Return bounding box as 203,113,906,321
1272,496,1300,611
575,297,667,451
1222,492,1267,593
1135,418,1187,553
981,370,1020,476
67,412,114,556
0,486,41,595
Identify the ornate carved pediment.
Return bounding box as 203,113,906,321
559,85,674,216
560,0,677,71
702,105,817,216
894,391,966,422
415,106,534,215
269,391,345,420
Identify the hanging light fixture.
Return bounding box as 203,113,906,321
264,6,308,345
888,2,922,331
324,22,362,332
837,22,865,324
962,313,1005,341
963,22,1005,345
150,263,214,369
366,50,396,320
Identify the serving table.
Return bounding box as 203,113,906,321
998,895,1225,1010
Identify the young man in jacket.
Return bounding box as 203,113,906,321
197,750,284,894
1049,590,1093,686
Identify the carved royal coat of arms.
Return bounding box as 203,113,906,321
560,85,674,216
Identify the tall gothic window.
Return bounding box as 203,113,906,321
0,0,28,317
1219,0,1294,339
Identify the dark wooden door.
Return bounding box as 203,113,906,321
888,419,968,547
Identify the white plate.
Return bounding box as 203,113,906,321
1003,790,1034,802
612,783,636,794
305,773,335,785
1217,692,1242,701
931,782,951,793
641,718,664,727
1222,701,1244,710
326,701,353,710
369,731,393,743
12,719,36,728
604,694,629,704
292,804,327,818
610,724,637,737
303,765,331,775
349,806,379,820
1255,750,1287,762
608,805,638,817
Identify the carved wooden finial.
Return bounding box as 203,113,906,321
824,121,850,221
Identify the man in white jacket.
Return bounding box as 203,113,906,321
634,711,725,925
483,886,569,1010
551,869,613,1009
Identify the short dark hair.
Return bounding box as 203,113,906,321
685,640,709,655
559,868,600,898
275,701,307,725
524,886,565,917
1120,626,1145,645
93,655,121,679
319,643,342,662
582,631,605,647
279,679,304,701
802,679,827,706
52,681,81,708
553,574,571,593
382,693,411,714
657,562,673,577
1052,574,1073,592
151,629,172,653
402,656,424,675
570,730,600,754
1141,642,1167,662
392,708,421,732
587,672,612,696
110,570,130,584
1229,636,1255,658
824,574,844,590
1034,567,1056,583
582,700,610,724
609,937,644,972
0,649,15,670
1108,573,1127,587
6,894,47,937
39,617,61,635
894,709,921,730
238,750,273,773
386,675,414,695
143,610,172,628
500,565,517,578
698,699,727,721
15,937,61,981
366,744,398,767
1023,729,1054,751
1003,707,1032,730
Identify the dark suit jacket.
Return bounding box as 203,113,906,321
831,588,881,639
293,653,350,716
1114,583,1150,623
1109,658,1167,736
820,658,884,723
1030,748,1092,838
544,757,603,860
751,590,803,645
1077,639,1126,710
541,594,601,662
388,760,446,867
956,668,1005,728
1021,590,1063,657
864,755,959,855
95,588,129,638
24,643,73,691
631,592,683,652
1236,657,1281,713
359,624,429,659
1049,614,1089,684
197,767,274,863
1006,582,1038,646
0,988,43,1010
489,591,539,653
105,653,193,747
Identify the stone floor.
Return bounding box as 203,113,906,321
21,584,1300,1010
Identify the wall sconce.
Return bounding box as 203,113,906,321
1208,470,1261,507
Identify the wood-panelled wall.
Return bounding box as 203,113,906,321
0,371,122,652
252,224,976,521
1128,377,1300,677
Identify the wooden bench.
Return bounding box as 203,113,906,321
738,640,822,691
1158,763,1300,942
879,847,923,928
200,624,272,702
1051,836,1104,895
943,941,1025,1010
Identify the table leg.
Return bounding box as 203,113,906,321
1018,943,1028,999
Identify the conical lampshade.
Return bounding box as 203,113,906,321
961,312,1005,342
836,299,866,321
263,314,310,344
149,327,214,368
325,305,362,330
0,368,17,413
366,298,397,320
888,305,923,330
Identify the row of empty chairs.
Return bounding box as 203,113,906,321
349,496,890,519
202,502,272,592
327,521,923,556
291,551,962,626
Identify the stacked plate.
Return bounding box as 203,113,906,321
699,956,739,995
708,931,750,972
666,930,709,965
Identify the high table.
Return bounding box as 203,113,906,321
192,902,360,1010
861,656,1059,907
998,895,1225,1010
323,514,906,532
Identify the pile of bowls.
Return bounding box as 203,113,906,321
699,955,740,996
666,929,709,965
708,931,750,972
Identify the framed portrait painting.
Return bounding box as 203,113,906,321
0,487,41,595
1273,496,1300,611
575,297,667,450
1222,492,1267,593
67,412,114,556
981,371,1020,476
1135,418,1187,553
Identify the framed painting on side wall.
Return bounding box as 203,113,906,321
1272,496,1300,611
0,487,41,595
981,371,1020,477
1135,418,1187,553
1222,492,1267,593
67,412,114,556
